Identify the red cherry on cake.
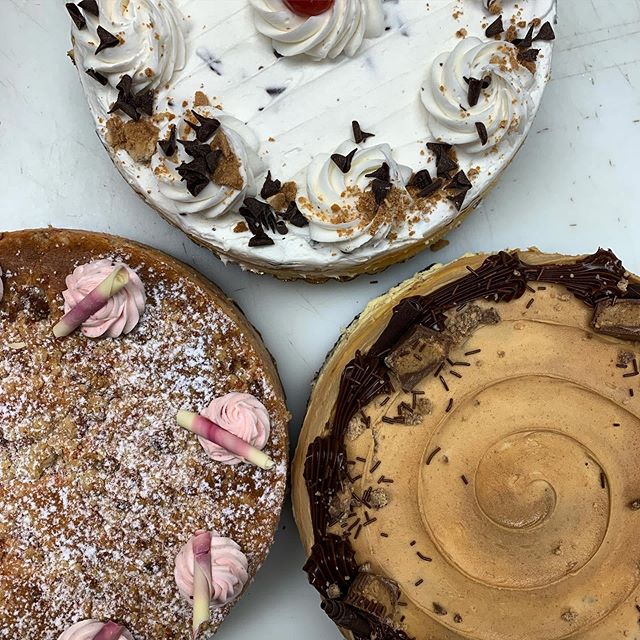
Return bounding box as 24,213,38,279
284,0,335,17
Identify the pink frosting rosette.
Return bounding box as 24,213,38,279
198,392,270,465
57,620,133,640
174,530,249,608
62,259,146,338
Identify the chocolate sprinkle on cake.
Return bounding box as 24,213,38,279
485,15,504,38
95,25,120,54
85,67,108,86
475,121,489,145
331,148,358,173
534,21,556,41
407,169,432,191
467,77,484,108
159,124,177,157
65,2,86,29
261,170,282,199
78,0,99,16
191,111,220,142
352,120,375,144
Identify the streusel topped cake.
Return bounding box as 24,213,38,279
66,0,557,279
0,228,288,639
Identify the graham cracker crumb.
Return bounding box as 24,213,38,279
194,91,210,107
211,131,243,191
281,181,297,204
233,221,248,233
105,116,159,164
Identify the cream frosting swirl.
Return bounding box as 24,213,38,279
303,142,412,252
420,37,535,153
198,392,271,465
58,620,133,640
174,531,249,607
62,259,146,338
249,0,384,60
70,0,187,94
151,107,265,219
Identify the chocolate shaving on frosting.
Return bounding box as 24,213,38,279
86,68,108,86
535,21,556,41
95,25,120,54
331,149,357,174
352,121,375,144
65,3,86,29
78,0,99,16
190,111,220,142
485,16,504,38
261,171,282,199
303,249,640,639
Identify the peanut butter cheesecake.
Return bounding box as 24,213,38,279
66,0,556,280
0,228,289,639
293,249,640,639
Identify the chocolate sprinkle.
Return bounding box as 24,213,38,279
78,0,99,16
260,170,282,199
95,25,120,54
418,178,444,198
534,21,556,42
446,398,454,413
467,77,484,108
461,475,469,485
331,148,357,173
475,121,489,146
414,579,424,587
426,447,441,465
416,552,432,562
159,124,177,157
66,3,86,29
282,201,309,228
465,349,481,356
485,15,504,38
248,230,275,247
518,48,540,64
191,111,220,142
266,86,286,96
85,68,108,86
433,603,447,616
407,169,432,191
600,472,607,489
352,120,375,144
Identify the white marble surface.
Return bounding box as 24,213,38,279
1,1,639,638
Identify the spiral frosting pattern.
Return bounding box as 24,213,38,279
303,142,412,251
311,262,640,640
71,0,187,94
151,107,265,219
421,37,535,153
249,0,384,59
62,259,146,338
174,531,249,607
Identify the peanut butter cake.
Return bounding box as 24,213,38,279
293,249,640,639
66,0,556,280
0,228,289,639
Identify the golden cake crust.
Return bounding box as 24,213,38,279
0,228,289,639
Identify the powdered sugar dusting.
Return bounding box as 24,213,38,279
0,246,288,640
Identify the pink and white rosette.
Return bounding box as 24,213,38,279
174,531,249,608
198,392,270,465
62,259,146,338
57,620,133,640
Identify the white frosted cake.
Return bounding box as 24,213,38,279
67,0,557,280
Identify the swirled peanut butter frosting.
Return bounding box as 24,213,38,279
294,249,640,640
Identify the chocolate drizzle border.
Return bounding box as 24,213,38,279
302,249,640,640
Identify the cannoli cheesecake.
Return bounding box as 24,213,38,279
66,0,556,280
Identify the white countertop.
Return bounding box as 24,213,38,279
1,1,639,638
